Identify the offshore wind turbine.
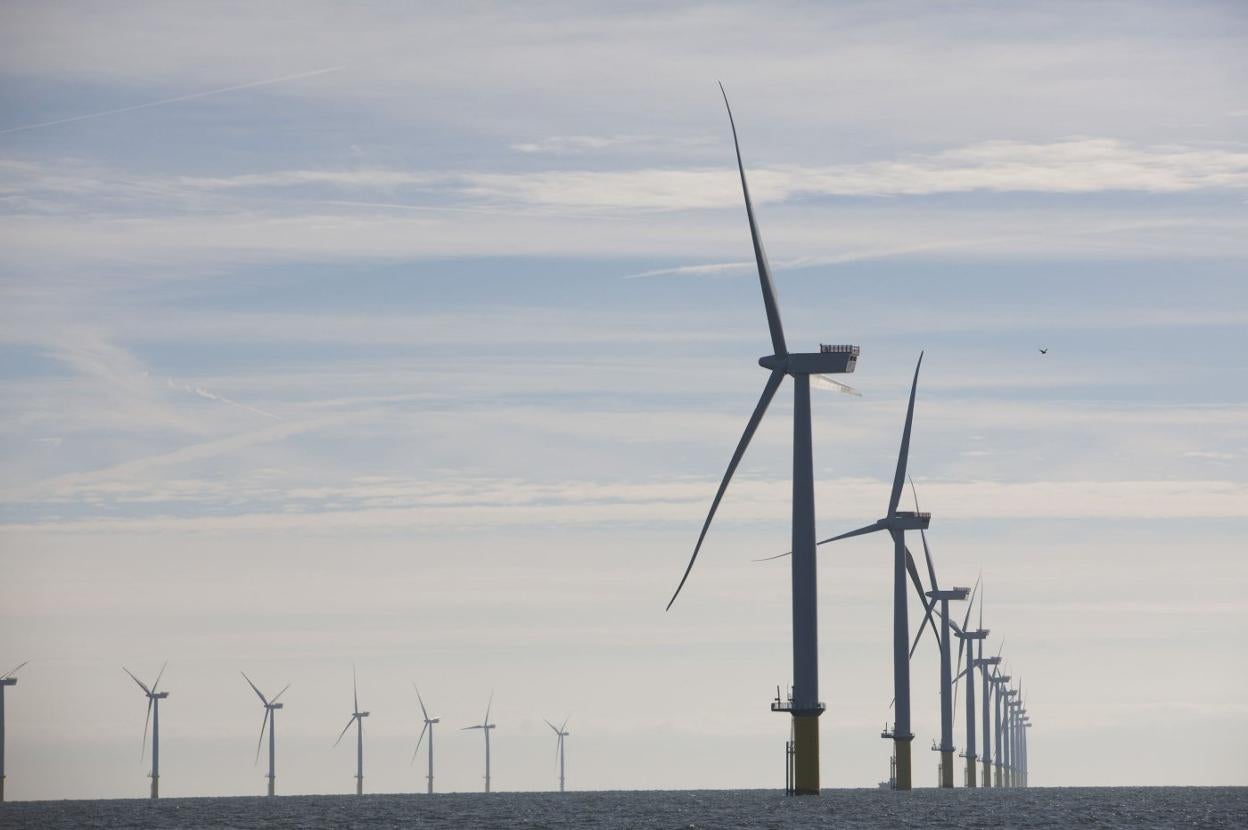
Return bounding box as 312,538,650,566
990,669,1011,787
241,672,289,796
951,582,988,787
1003,684,1018,787
1,661,28,803
411,685,439,794
462,693,496,793
903,482,972,789
815,354,932,790
545,718,570,793
123,663,169,799
333,668,369,795
665,85,862,795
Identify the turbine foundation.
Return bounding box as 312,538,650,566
894,739,912,791
792,714,820,794
940,750,954,788
965,755,977,788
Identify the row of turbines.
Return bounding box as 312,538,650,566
664,86,1033,794
0,664,571,801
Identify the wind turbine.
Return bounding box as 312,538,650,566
123,663,169,799
1003,684,1018,787
975,634,1003,787
545,717,570,793
462,693,496,793
241,672,289,796
411,685,439,794
813,353,933,790
664,84,862,796
901,482,972,789
1,661,28,803
951,582,988,787
333,667,369,795
990,668,1011,787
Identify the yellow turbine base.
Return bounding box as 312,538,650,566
940,750,955,788
792,715,820,795
894,740,912,791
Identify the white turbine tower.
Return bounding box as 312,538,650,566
333,667,369,795
462,693,496,793
1,661,29,803
545,717,570,793
241,672,289,796
123,663,169,799
411,685,439,794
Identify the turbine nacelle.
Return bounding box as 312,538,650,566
958,627,991,640
150,691,170,700
268,703,284,710
1,678,16,687
758,346,859,376
928,587,971,601
885,511,931,531
979,656,1003,667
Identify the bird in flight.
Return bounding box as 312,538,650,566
1038,347,1048,355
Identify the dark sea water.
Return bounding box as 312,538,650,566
4,788,1246,829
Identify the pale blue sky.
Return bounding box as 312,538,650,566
1,1,1246,798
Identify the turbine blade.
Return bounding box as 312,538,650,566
920,529,938,593
241,671,269,706
719,82,786,357
907,595,938,660
812,375,861,396
888,353,924,516
545,718,559,734
270,683,291,705
141,697,153,761
560,717,569,732
462,725,484,731
353,665,359,713
2,660,29,679
954,575,981,670
255,708,270,764
905,546,941,649
333,716,356,747
123,666,152,696
814,521,883,547
152,661,167,694
666,369,785,610
412,721,429,763
484,691,494,725
413,684,430,721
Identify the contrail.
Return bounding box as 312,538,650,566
0,66,344,136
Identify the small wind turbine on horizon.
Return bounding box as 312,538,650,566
462,693,496,793
123,663,169,800
545,717,570,793
411,685,439,794
241,672,289,797
1,660,29,803
665,84,864,796
333,667,369,796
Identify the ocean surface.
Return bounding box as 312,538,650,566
3,787,1245,829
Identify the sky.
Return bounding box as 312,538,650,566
1,0,1246,799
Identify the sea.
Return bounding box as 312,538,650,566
3,787,1245,829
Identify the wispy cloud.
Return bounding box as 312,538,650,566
0,66,344,135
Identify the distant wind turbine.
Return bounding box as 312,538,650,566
241,672,289,796
411,685,439,794
1,661,29,803
665,84,863,796
123,663,169,799
812,354,934,790
462,693,496,793
951,577,988,787
545,717,570,793
333,667,370,795
903,498,971,790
